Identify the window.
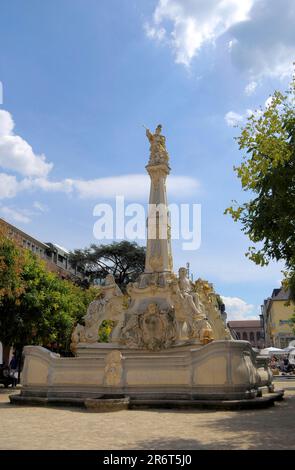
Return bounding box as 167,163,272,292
256,331,261,341
250,332,255,343
242,332,248,340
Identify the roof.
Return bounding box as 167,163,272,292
0,217,49,250
271,287,290,301
227,320,261,328
51,244,70,254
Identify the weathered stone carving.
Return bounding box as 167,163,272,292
194,279,232,340
104,350,123,387
170,267,214,344
120,302,178,351
70,324,86,354
149,255,164,272
70,275,124,352
146,124,169,165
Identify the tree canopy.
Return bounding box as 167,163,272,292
225,74,295,306
69,241,146,289
0,229,97,362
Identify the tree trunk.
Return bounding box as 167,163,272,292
2,344,11,366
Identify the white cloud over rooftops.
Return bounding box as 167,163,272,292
0,205,31,224
221,295,259,320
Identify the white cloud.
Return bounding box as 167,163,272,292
74,174,198,200
146,0,295,80
145,0,254,66
221,296,259,320
144,23,166,41
33,201,49,213
0,205,31,224
0,171,199,202
229,0,295,80
0,173,19,199
0,110,53,178
224,111,243,127
33,174,199,200
71,175,149,200
225,106,265,127
244,81,257,96
0,110,14,136
0,109,199,205
31,177,73,194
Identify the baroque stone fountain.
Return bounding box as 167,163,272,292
12,125,281,408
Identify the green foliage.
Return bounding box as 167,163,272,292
215,294,225,312
0,233,97,353
225,74,295,300
98,320,115,343
69,241,145,289
0,229,25,303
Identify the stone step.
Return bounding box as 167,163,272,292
10,390,284,411
129,391,284,410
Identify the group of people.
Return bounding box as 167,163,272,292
0,352,20,387
270,355,295,374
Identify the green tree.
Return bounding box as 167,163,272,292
0,232,97,364
0,228,26,363
225,74,295,303
69,241,146,289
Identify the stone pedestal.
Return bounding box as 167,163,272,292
17,341,271,403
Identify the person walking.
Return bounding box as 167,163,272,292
9,352,19,387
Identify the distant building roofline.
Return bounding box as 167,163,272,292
227,320,261,327
0,217,49,250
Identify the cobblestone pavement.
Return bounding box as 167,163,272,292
0,382,294,450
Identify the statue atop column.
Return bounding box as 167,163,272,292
144,124,171,273
146,124,169,166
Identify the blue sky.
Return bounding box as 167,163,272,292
0,0,295,320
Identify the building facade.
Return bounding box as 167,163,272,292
227,320,264,348
261,288,295,349
0,217,85,282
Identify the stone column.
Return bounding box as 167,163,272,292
144,126,173,273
